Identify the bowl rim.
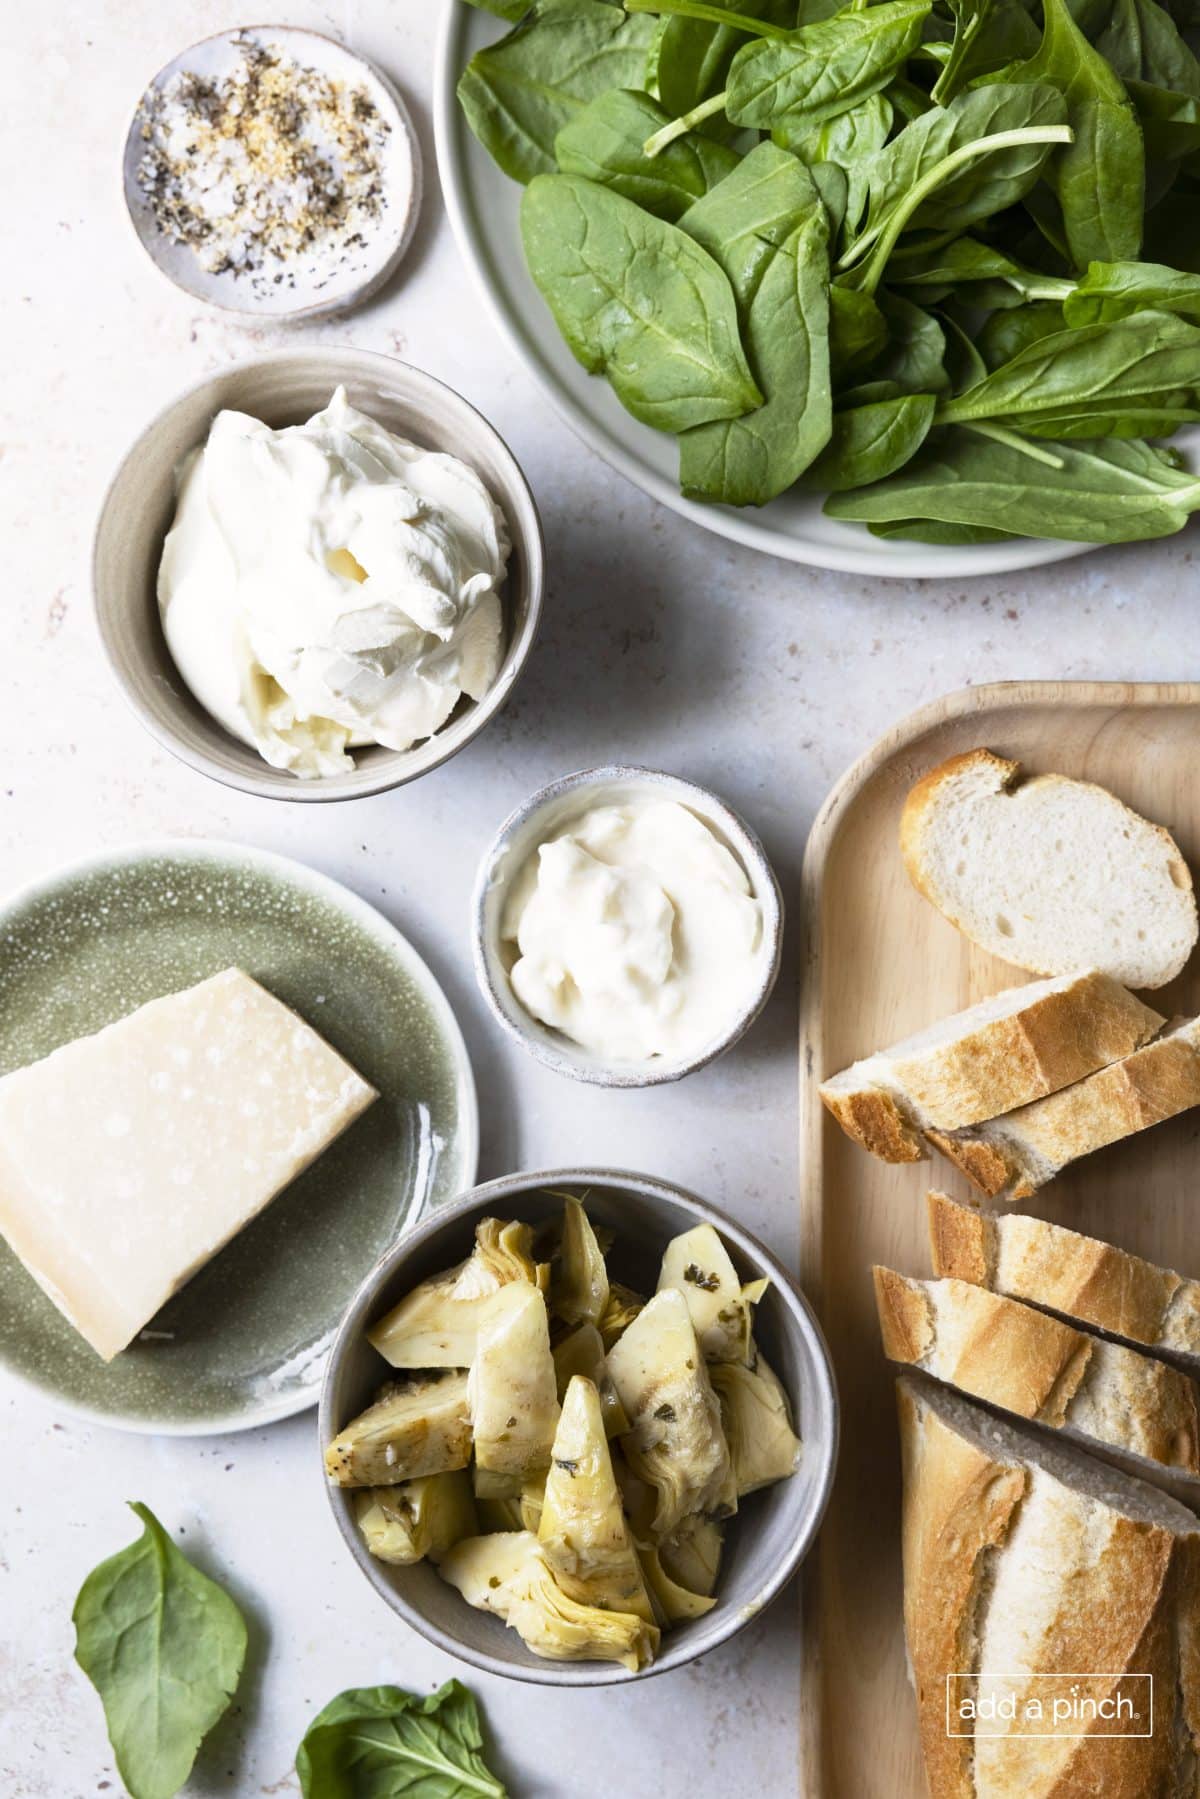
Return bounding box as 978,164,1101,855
91,346,546,803
121,23,424,322
318,1166,840,1686
470,765,785,1087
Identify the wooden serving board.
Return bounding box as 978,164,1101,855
797,681,1200,1799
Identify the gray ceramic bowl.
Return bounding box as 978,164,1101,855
320,1168,839,1686
472,767,785,1086
93,350,544,801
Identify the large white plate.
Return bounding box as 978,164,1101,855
433,6,1090,579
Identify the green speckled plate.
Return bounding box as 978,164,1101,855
0,840,477,1435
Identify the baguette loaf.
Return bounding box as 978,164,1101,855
927,1016,1200,1200
898,1373,1200,1799
820,971,1162,1162
874,1265,1200,1482
900,748,1197,990
928,1190,1200,1370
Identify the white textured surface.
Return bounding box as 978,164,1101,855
2,3,1198,1796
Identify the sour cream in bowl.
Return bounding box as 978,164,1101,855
473,768,784,1087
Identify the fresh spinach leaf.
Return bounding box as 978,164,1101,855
296,1679,506,1798
867,516,1019,540
936,306,1200,433
458,1,660,183
555,87,740,215
776,94,894,234
725,0,932,132
868,288,953,388
1001,0,1145,266
889,233,1076,300
803,391,936,486
977,295,1069,361
678,143,833,501
824,429,1200,538
654,0,798,132
73,1503,247,1799
930,0,995,101
845,84,1070,263
521,172,763,428
830,284,891,377
1063,255,1200,319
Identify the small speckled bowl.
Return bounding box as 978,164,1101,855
320,1169,839,1685
472,767,784,1086
93,349,544,801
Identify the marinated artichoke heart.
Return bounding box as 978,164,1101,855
324,1373,471,1488
658,1224,768,1364
354,1469,478,1565
469,1281,560,1478
638,1545,718,1623
440,1531,659,1673
367,1217,547,1369
607,1288,736,1540
538,1376,656,1624
599,1282,645,1351
553,1322,630,1437
711,1345,801,1495
659,1513,723,1597
549,1196,609,1329
519,1472,546,1534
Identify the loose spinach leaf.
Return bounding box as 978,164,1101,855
777,94,894,234
825,429,1200,538
73,1503,247,1799
1126,77,1200,157
458,1,660,184
296,1680,506,1799
725,0,932,132
678,143,833,501
889,234,1076,300
1063,255,1200,319
846,84,1070,259
936,306,1200,433
868,515,1019,539
803,391,937,486
930,0,996,101
655,0,798,132
830,284,891,377
521,172,763,428
1000,0,1145,267
1093,0,1200,93
868,288,953,388
556,87,740,215
977,295,1069,362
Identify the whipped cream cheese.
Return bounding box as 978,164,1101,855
158,387,510,777
501,798,764,1064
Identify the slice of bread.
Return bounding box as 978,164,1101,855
900,748,1197,990
897,1373,1200,1799
928,1190,1200,1371
820,971,1162,1161
927,1016,1200,1200
874,1265,1200,1483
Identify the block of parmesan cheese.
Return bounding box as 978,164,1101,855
0,967,377,1360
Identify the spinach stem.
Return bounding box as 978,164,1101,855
623,0,792,36
957,421,1067,467
838,125,1074,293
644,91,729,157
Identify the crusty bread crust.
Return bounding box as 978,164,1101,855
899,747,1197,990
818,1084,926,1162
930,1020,1200,1201
820,972,1162,1162
875,1265,1200,1473
897,1376,1200,1799
928,1191,1200,1367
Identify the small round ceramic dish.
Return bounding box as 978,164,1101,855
472,766,784,1087
123,26,421,321
93,349,545,802
320,1169,839,1686
0,840,478,1435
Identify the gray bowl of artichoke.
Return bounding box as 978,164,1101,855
319,1168,839,1685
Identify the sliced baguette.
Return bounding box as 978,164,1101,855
898,1373,1200,1799
820,971,1162,1161
874,1265,1200,1483
928,1190,1200,1371
927,1016,1200,1200
900,748,1197,990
